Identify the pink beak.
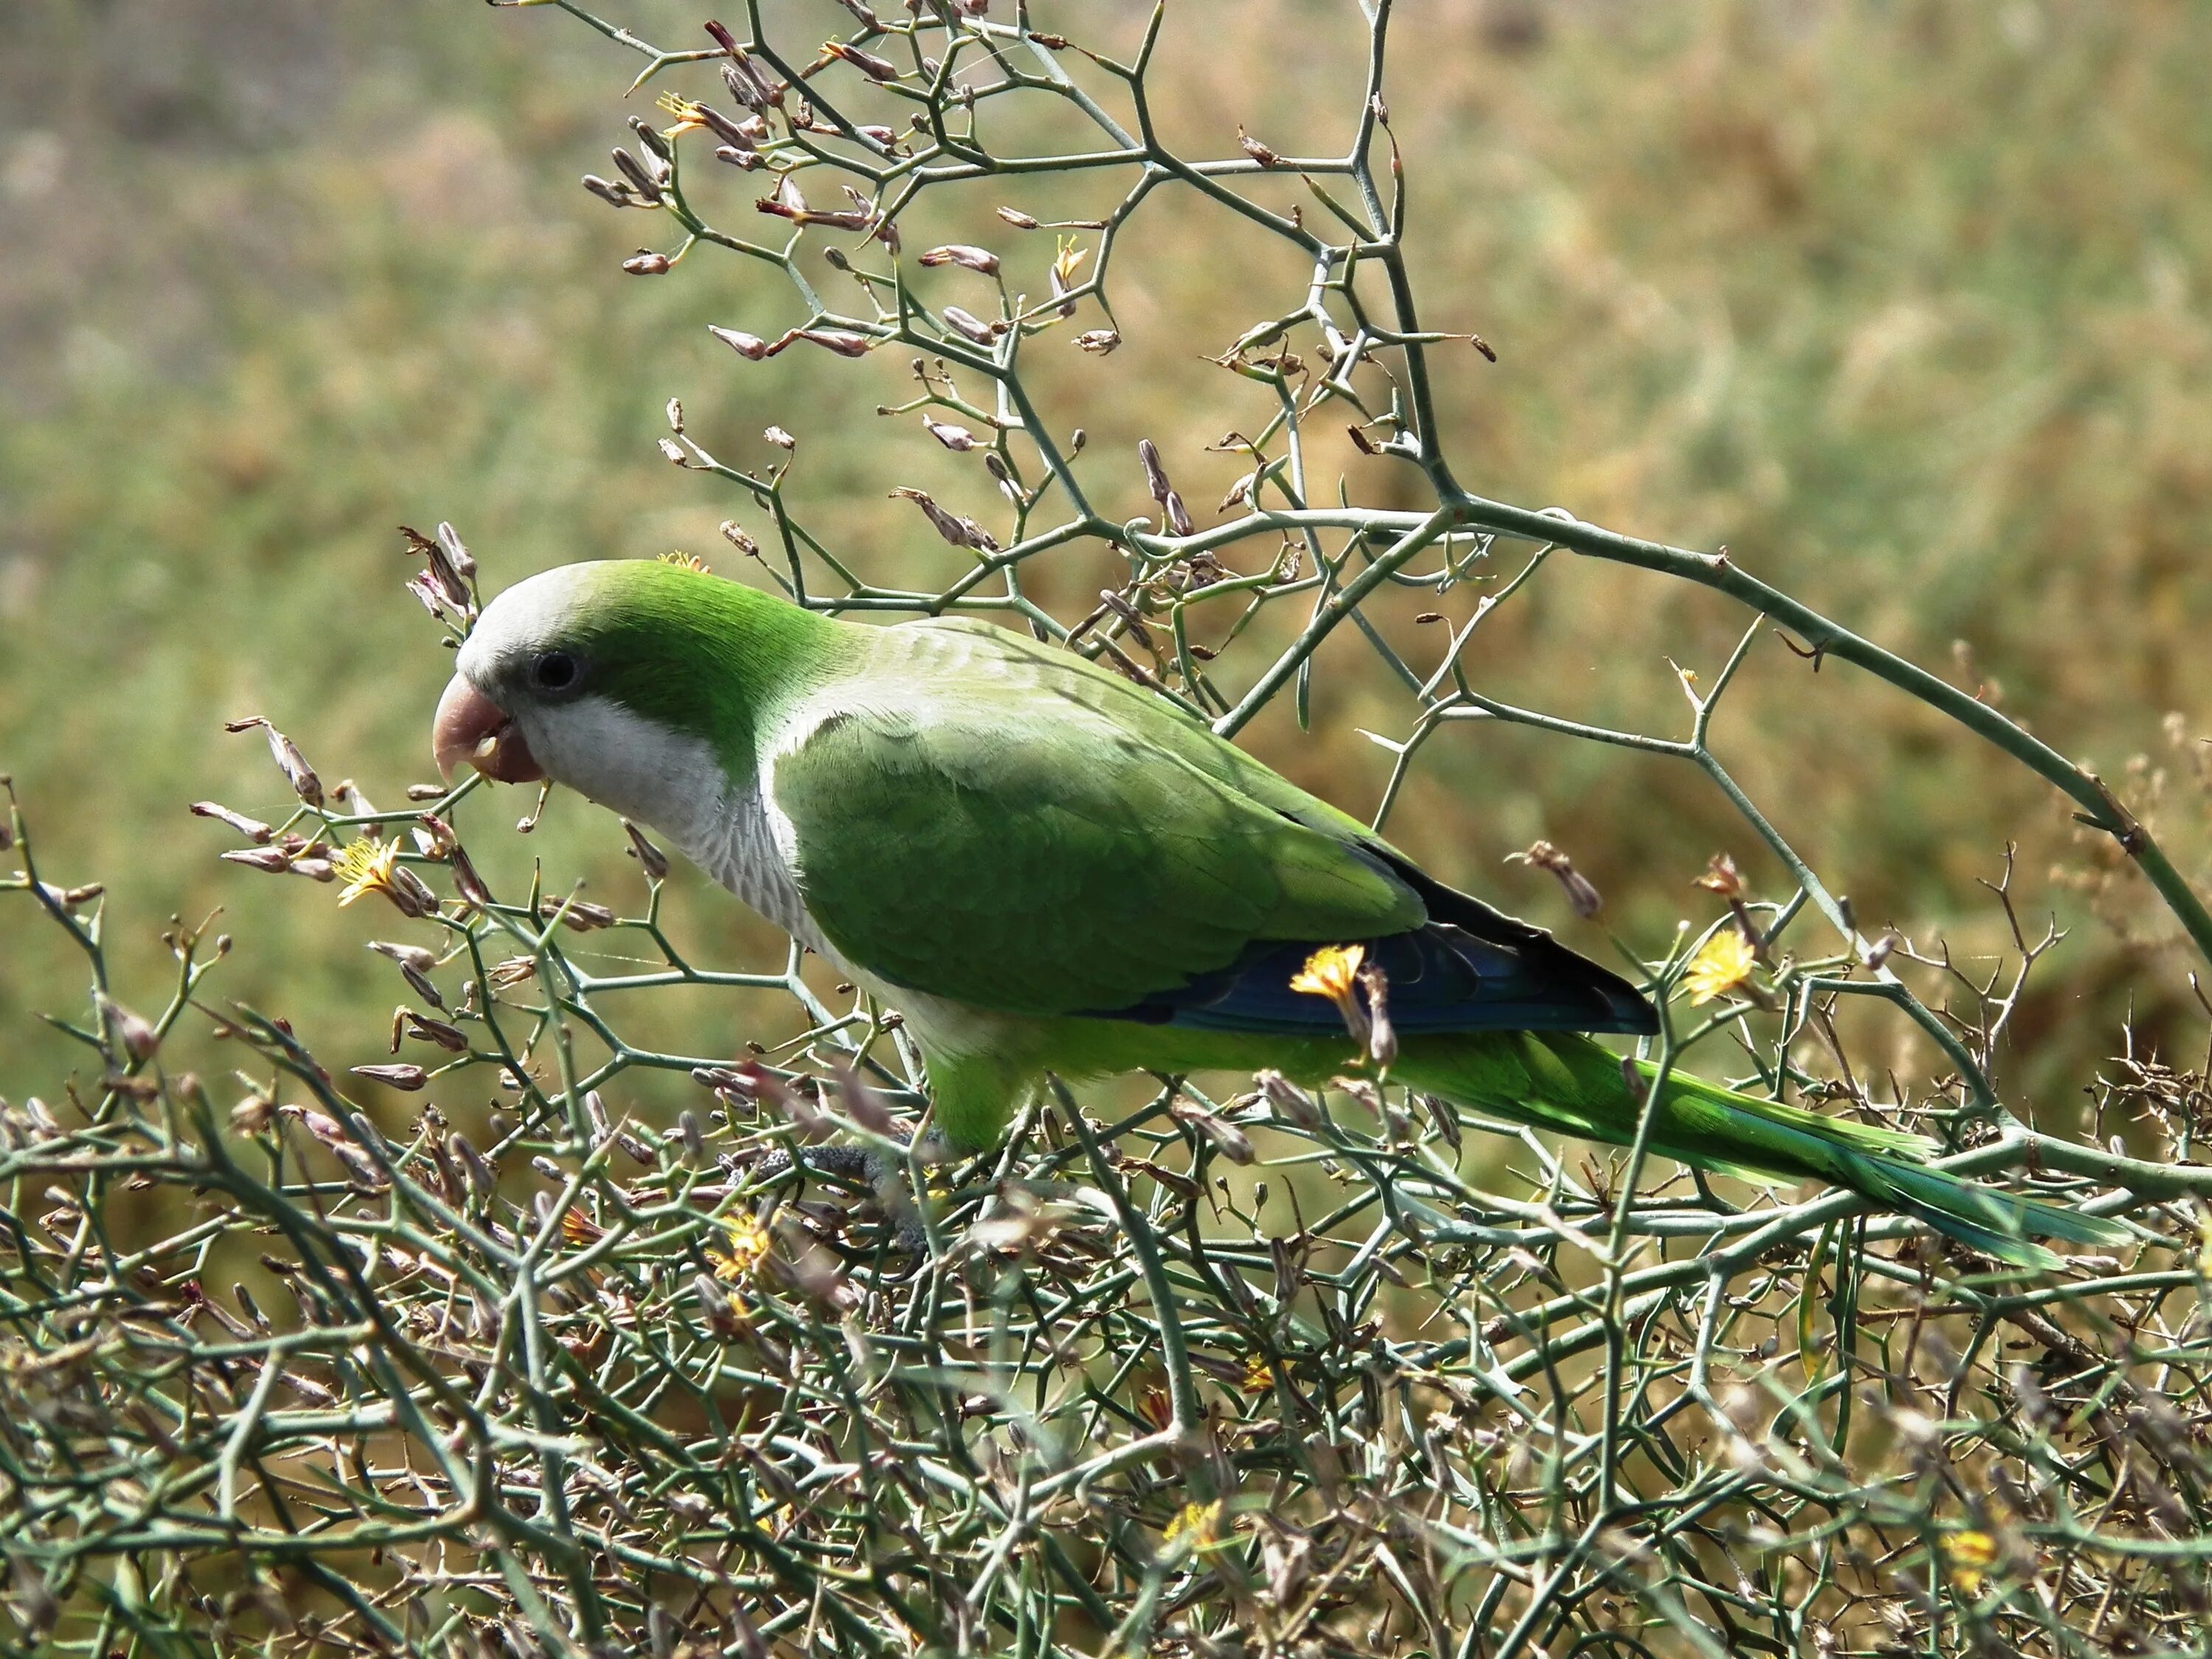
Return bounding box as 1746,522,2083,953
432,675,543,784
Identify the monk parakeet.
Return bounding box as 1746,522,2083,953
432,560,2120,1267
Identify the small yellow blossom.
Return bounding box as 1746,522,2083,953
1052,234,1089,289
655,91,713,139
1681,927,1757,1005
1162,1498,1222,1551
558,1208,604,1248
1290,943,1366,1017
333,837,400,908
657,550,711,572
1291,942,1364,998
1239,1353,1272,1395
711,1211,773,1284
2197,1211,2212,1278
1940,1528,1999,1597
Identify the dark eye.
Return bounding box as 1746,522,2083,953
530,650,582,695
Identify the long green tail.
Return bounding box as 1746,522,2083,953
1395,1029,2129,1270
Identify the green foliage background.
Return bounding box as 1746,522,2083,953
5,0,2211,1113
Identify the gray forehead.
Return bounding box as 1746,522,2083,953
457,566,594,685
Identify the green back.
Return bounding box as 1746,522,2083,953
771,619,1424,1015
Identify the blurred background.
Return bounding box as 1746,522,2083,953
4,0,2210,1121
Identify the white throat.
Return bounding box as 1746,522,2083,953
514,696,819,945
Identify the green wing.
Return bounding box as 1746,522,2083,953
771,620,1422,1016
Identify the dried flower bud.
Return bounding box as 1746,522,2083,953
1136,437,1172,504
658,437,689,465
400,1010,470,1054
1509,840,1603,919
720,54,779,111
1074,329,1120,355
919,243,1001,275
626,114,672,161
824,41,899,81
221,846,295,874
678,1110,706,1163
888,487,997,552
224,717,323,807
1170,1095,1254,1164
1357,961,1397,1068
622,818,669,880
832,0,880,25
764,425,798,451
368,939,438,975
581,173,632,207
540,896,618,931
609,147,664,204
709,325,774,361
996,206,1040,229
940,306,999,346
1693,853,1743,900
400,962,444,1009
832,1065,900,1137
922,417,978,452
714,144,762,170
719,521,760,556
231,1093,277,1134
1238,128,1281,167
795,327,871,357
1255,1070,1324,1130
434,521,476,580
447,845,493,909
352,1064,428,1093
387,864,439,919
1420,1090,1462,1151
98,995,160,1063
1161,489,1195,538
189,801,272,844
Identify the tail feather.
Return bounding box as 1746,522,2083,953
1397,1031,2129,1269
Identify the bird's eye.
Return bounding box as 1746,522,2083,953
530,650,581,695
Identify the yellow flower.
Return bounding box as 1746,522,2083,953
333,837,400,908
711,1212,772,1284
1941,1528,1998,1596
1239,1353,1272,1395
1162,1499,1222,1551
1292,947,1363,1053
2197,1211,2212,1278
1052,234,1089,289
655,91,712,139
1681,927,1757,1005
559,1208,605,1247
657,550,711,572
1290,943,1366,1015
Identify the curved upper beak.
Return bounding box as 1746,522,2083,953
432,674,544,784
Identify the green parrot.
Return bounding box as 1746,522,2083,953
432,559,2121,1267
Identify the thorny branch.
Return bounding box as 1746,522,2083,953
10,4,2212,1657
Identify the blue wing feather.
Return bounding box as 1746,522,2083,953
1088,850,1658,1037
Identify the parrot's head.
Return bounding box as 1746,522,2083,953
432,559,810,831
